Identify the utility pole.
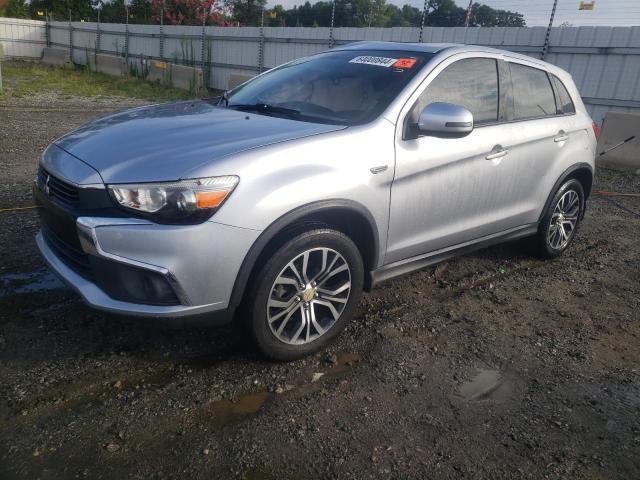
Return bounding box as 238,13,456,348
258,7,265,73
464,0,473,27
329,0,336,48
0,44,4,95
96,5,101,55
418,0,431,43
125,4,129,64
541,0,559,60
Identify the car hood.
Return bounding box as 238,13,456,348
54,100,346,184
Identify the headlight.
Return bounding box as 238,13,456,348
108,176,239,224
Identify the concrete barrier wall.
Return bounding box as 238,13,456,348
41,47,72,68
170,63,203,92
147,60,203,93
93,53,127,76
227,73,254,90
147,59,170,83
596,112,640,173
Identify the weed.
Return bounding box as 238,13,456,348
1,62,193,102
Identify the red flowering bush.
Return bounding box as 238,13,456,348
150,0,231,25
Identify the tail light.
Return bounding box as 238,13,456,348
592,121,600,141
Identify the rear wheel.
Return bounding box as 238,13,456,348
531,178,584,258
247,229,364,361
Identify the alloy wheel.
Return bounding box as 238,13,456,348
267,247,352,345
547,189,580,250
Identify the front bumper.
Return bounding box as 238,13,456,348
33,147,261,320
36,217,260,319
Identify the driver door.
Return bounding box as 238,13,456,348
385,55,514,264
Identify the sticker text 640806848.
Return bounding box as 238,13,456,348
349,56,398,67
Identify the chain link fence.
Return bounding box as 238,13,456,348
1,0,639,122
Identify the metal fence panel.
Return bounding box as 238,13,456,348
0,18,46,58
2,18,639,122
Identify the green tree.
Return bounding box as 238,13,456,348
471,2,524,27
269,0,524,28
1,0,30,18
424,0,465,27
29,0,98,21
400,4,421,26
128,0,155,24
225,0,266,26
266,5,286,26
98,0,127,23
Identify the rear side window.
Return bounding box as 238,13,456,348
509,63,556,119
410,58,499,126
551,75,576,114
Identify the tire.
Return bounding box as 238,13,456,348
530,178,585,258
246,228,364,361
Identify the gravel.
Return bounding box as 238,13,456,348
1,94,639,479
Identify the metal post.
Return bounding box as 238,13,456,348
464,0,473,27
418,0,430,43
541,0,559,60
68,10,73,61
96,8,101,55
0,44,4,95
125,5,130,63
159,6,164,60
45,9,50,47
258,7,265,73
329,0,336,48
201,9,207,86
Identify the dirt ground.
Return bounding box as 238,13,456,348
1,93,639,480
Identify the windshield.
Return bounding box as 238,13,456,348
224,50,433,126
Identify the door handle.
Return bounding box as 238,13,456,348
485,148,509,160
554,131,569,143
370,165,388,174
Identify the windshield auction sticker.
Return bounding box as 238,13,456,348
349,56,398,67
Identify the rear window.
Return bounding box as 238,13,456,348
226,50,433,126
509,63,556,120
410,58,499,126
551,75,576,114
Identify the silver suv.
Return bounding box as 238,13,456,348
34,42,597,360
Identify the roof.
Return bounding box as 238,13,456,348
332,41,559,73
333,41,457,54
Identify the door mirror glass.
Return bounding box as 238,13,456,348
417,102,474,137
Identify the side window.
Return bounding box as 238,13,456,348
409,58,499,127
509,63,557,119
551,75,576,115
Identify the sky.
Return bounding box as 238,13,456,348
264,0,640,27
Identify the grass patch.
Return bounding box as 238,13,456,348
0,62,195,102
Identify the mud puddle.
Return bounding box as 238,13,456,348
0,269,65,297
205,352,362,428
457,368,512,402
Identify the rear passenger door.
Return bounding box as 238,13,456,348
496,60,577,227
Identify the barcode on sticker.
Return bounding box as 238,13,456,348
349,56,397,67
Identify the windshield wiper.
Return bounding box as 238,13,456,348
227,103,300,118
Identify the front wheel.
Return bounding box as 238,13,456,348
247,229,364,361
531,178,585,258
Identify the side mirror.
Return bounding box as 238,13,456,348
417,102,474,138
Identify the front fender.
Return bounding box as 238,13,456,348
226,199,380,314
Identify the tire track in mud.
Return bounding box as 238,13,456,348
2,236,610,429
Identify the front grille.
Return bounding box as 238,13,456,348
42,224,94,280
37,167,80,207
